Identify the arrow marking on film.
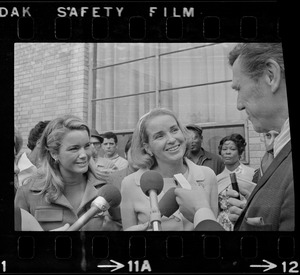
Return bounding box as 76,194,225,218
250,259,277,272
97,259,124,272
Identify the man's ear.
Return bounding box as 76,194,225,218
265,59,282,94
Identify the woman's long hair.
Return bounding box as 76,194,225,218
30,115,95,203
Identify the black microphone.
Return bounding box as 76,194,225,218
230,172,241,200
158,187,179,218
108,205,121,221
140,170,164,231
68,184,121,231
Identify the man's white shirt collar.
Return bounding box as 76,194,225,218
273,118,290,158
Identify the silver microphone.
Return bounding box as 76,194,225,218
68,184,121,231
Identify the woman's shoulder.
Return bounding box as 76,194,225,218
239,163,256,174
121,168,147,187
186,158,215,173
240,162,255,170
15,175,45,201
216,168,228,181
185,158,216,182
18,174,43,191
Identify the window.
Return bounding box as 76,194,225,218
91,43,249,161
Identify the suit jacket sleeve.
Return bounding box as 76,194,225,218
193,208,225,231
279,177,294,231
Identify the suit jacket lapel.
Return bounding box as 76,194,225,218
234,141,291,230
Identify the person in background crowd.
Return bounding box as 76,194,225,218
102,131,128,170
90,129,118,182
16,121,50,186
14,126,23,190
174,43,294,231
252,130,279,183
15,115,121,231
121,107,218,231
186,124,224,175
216,133,256,231
14,126,24,230
106,136,138,191
90,128,104,160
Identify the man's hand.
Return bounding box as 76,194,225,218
174,186,211,223
227,189,247,223
226,179,256,222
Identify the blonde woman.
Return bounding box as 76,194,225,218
121,108,218,231
15,115,120,231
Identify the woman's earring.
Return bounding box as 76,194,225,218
54,158,59,164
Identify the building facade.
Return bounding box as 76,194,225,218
14,43,266,167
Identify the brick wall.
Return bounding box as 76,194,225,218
14,43,90,151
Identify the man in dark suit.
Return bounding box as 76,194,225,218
175,43,294,231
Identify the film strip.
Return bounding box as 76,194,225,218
0,1,283,42
1,0,298,274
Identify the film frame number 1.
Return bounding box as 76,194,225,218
1,261,6,272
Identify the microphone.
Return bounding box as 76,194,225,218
140,170,164,231
108,205,121,221
68,184,121,231
230,172,241,200
158,187,179,218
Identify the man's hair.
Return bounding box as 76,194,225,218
228,43,284,80
102,131,118,144
27,120,50,150
14,126,23,155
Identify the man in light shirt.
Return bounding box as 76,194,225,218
90,129,118,182
102,131,128,170
175,43,294,231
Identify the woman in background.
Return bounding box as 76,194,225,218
217,133,256,231
121,107,218,231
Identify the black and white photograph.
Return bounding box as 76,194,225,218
14,42,294,232
2,0,297,273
